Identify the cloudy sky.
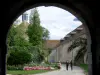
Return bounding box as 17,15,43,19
18,6,82,40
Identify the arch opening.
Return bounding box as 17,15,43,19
6,3,92,75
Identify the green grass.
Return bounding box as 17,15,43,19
79,64,88,72
7,70,51,74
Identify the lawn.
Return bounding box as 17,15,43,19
7,70,51,74
79,64,88,72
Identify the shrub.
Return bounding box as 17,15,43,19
7,65,23,70
7,49,32,65
27,46,44,63
24,63,39,67
50,63,59,69
40,63,59,69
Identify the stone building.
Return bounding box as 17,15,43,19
48,25,87,63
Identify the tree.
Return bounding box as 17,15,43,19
27,8,43,46
7,8,50,64
7,22,31,63
27,8,51,63
13,22,31,47
14,34,31,47
27,46,44,63
68,37,87,64
7,25,17,47
27,8,46,63
7,25,17,60
7,22,30,47
15,22,29,41
41,27,50,63
42,27,50,41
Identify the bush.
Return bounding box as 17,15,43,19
27,46,44,63
24,63,39,67
7,65,23,70
7,49,32,65
50,63,59,69
24,63,59,69
40,63,59,69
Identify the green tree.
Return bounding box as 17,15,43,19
27,8,50,63
68,37,87,64
42,27,49,41
27,46,44,63
15,22,29,41
13,22,31,47
7,22,30,47
41,27,50,63
14,34,31,47
7,25,17,46
27,8,43,46
7,25,17,60
7,22,31,64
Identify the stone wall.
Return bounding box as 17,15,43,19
48,25,87,63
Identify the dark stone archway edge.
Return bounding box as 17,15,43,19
0,0,99,75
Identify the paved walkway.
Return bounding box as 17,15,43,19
34,64,85,75
7,64,85,75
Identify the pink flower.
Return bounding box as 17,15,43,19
23,66,51,70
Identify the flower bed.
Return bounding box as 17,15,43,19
23,66,51,70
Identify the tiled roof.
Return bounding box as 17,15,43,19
44,40,60,49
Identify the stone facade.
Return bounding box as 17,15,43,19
48,25,87,63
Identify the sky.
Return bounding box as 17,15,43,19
17,6,82,40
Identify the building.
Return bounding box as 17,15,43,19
22,12,28,22
44,40,60,49
48,25,87,63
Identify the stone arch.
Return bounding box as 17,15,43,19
9,2,92,74
0,1,98,75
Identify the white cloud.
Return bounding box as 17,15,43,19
17,6,82,40
37,6,82,40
